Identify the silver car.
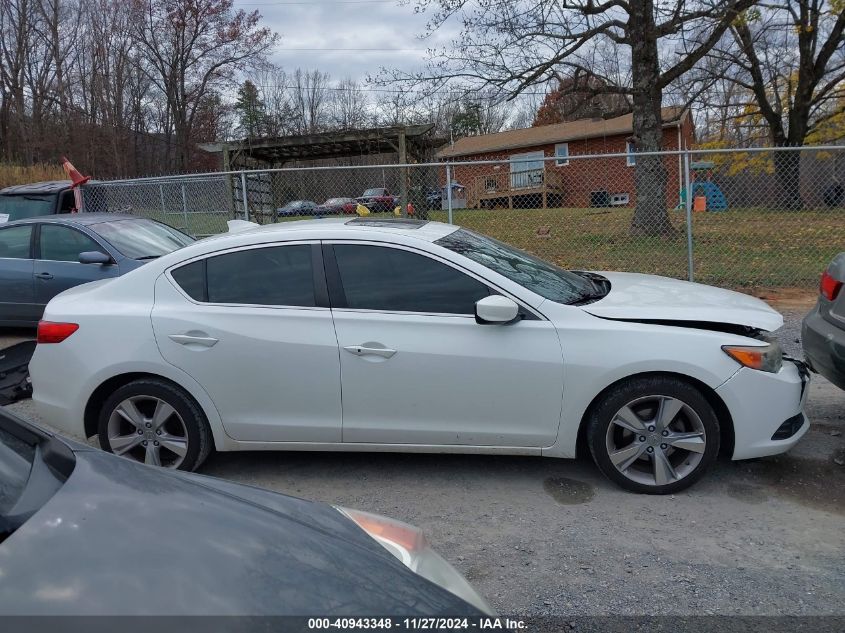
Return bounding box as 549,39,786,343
802,252,845,390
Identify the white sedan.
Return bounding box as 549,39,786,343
30,218,810,493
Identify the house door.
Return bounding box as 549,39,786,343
510,151,545,189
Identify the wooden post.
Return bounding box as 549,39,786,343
398,127,408,217
222,144,235,218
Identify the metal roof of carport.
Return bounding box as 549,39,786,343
198,124,441,166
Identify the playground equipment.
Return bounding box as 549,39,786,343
679,161,728,211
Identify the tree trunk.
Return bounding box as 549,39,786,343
773,149,802,210
628,0,675,237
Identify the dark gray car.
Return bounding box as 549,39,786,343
0,214,193,326
802,252,845,390
0,408,490,615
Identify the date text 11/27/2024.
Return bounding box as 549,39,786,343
307,617,526,630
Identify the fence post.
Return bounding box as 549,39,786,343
240,171,249,222
180,182,189,232
446,164,453,225
683,150,694,282
159,184,166,217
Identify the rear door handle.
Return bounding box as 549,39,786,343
169,334,219,348
343,345,397,359
35,272,53,280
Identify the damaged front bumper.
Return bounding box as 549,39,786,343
716,357,810,460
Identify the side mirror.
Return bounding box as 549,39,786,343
78,251,112,265
475,295,520,325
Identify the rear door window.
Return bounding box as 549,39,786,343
171,245,315,307
0,225,33,259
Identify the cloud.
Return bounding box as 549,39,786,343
235,0,459,82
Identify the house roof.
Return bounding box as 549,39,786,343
437,106,688,159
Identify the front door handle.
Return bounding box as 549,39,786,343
35,272,53,280
169,334,219,348
344,344,397,359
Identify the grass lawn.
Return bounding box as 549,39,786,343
145,205,844,290
428,206,843,290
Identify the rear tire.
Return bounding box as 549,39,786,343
98,378,212,471
587,375,720,494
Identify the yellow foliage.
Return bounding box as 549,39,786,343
0,162,66,189
805,95,845,150
696,139,775,176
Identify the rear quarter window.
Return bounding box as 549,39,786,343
171,260,207,301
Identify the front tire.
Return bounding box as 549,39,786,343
587,376,720,494
98,378,212,471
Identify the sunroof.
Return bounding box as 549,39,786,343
345,218,429,229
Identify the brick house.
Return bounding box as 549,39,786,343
436,106,695,210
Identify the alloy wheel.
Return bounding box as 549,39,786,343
106,395,189,469
605,395,706,487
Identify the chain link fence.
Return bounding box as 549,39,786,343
81,146,845,290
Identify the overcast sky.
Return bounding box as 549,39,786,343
234,0,459,85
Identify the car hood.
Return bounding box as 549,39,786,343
582,272,783,332
0,449,478,616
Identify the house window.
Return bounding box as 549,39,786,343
626,141,636,167
484,176,498,192
554,143,569,166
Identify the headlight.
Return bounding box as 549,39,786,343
722,341,783,373
336,506,494,615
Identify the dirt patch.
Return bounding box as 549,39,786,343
752,287,818,311
742,453,845,515
725,482,769,505
543,476,595,505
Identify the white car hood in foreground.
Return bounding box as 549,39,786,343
583,272,783,332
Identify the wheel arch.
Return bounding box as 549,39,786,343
84,372,215,444
574,371,735,459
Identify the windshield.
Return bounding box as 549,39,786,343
0,194,56,222
325,198,348,205
89,218,194,260
363,189,384,197
436,228,601,305
0,425,35,521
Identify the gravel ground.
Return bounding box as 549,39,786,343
2,306,844,618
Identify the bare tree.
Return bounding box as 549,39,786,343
533,72,631,125
130,0,277,170
0,0,38,160
331,76,372,131
705,1,845,207
290,68,331,134
396,0,756,235
251,67,296,137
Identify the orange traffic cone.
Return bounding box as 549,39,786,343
61,157,91,187
61,157,90,212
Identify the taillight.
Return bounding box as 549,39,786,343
820,270,843,302
37,321,79,344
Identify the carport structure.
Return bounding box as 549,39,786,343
199,125,440,218
201,124,438,168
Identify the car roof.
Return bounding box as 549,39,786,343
0,180,74,195
211,217,459,244
2,213,141,227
